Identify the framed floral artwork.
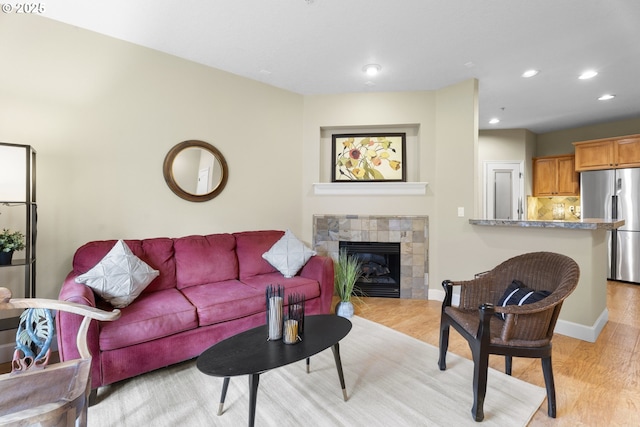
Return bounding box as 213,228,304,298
331,133,406,182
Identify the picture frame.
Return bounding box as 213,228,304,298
331,133,406,182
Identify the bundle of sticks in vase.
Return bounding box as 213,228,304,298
283,293,305,344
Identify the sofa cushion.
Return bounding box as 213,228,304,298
262,229,316,278
180,279,265,326
98,288,198,351
234,230,284,280
73,238,176,293
75,240,159,308
174,234,238,289
241,272,322,300
124,238,176,292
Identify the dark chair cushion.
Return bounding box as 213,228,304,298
496,280,551,320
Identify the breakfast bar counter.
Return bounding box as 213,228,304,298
465,217,624,343
469,218,624,230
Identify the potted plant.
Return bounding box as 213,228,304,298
334,249,362,318
0,228,26,265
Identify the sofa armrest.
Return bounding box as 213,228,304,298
299,255,334,314
56,272,103,389
58,274,97,308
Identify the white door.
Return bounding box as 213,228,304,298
484,162,524,220
196,167,210,195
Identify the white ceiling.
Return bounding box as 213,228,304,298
43,0,640,134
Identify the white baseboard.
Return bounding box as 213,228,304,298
428,288,607,343
554,308,608,343
429,288,458,305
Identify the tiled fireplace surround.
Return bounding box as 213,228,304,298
312,215,429,299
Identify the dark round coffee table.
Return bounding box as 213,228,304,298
196,314,352,427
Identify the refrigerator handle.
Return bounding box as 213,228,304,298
614,178,622,219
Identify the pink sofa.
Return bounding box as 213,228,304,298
56,230,334,395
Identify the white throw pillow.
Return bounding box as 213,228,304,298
262,229,316,278
75,240,159,308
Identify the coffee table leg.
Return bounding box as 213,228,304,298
331,343,348,401
306,357,310,373
248,373,260,427
218,377,230,415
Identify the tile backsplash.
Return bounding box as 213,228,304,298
527,196,581,221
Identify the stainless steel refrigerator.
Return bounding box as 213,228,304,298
581,168,640,283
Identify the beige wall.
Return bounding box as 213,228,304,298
1,14,617,345
477,121,640,219
536,116,640,156
478,129,536,214
301,91,436,224
1,15,304,299
470,226,608,340
301,80,480,293
1,15,481,302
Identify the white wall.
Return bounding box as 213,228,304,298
0,15,304,299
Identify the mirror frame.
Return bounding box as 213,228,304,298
163,140,228,202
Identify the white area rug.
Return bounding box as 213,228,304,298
88,316,545,426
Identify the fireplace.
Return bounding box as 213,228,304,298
313,214,429,299
339,241,401,298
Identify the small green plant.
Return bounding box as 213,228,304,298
334,249,363,302
0,228,26,253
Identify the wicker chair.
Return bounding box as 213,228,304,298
0,287,120,426
438,252,580,422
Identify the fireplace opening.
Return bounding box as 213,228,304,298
339,241,401,298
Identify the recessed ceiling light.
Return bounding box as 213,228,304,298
363,64,381,76
489,118,500,125
522,69,539,78
598,94,615,101
579,70,598,80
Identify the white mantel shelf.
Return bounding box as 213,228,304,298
312,182,428,196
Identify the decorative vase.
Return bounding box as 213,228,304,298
0,251,13,266
335,301,354,318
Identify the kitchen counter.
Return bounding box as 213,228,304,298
469,218,624,230
465,217,618,342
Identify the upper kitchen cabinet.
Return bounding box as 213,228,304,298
573,134,640,171
533,154,579,196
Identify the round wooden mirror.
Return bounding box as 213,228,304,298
163,140,228,202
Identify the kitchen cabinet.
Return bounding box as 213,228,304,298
533,154,579,196
573,134,640,171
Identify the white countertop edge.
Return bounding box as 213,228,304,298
312,182,428,196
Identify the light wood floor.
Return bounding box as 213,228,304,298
353,280,640,426
3,281,637,425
